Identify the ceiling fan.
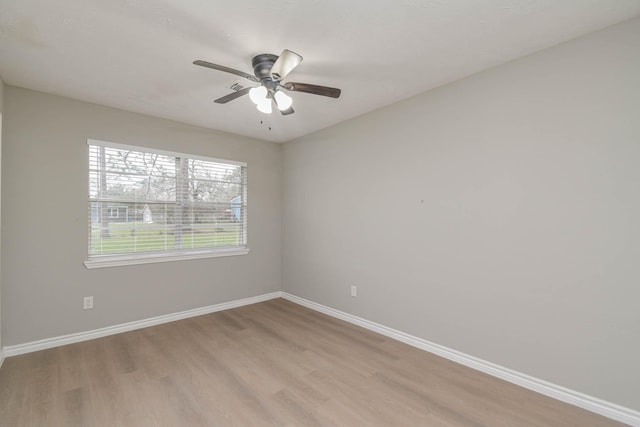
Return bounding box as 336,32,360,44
193,49,341,115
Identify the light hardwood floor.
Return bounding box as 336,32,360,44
0,298,627,426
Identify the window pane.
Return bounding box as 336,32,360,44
88,142,247,259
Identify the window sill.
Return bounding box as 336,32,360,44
84,248,249,269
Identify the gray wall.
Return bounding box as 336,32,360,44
282,18,640,411
1,87,281,345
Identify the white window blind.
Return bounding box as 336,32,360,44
87,140,247,264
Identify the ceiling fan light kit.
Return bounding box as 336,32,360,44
249,86,268,104
194,49,341,116
274,91,293,110
256,98,273,114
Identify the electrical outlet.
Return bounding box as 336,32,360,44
351,285,357,297
83,296,94,310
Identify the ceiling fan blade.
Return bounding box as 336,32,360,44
283,82,341,98
193,60,258,82
270,49,303,81
214,87,252,104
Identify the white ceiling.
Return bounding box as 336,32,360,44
0,1,639,143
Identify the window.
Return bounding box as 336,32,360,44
85,140,248,268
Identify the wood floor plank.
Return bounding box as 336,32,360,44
0,298,628,426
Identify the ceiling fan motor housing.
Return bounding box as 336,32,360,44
252,54,279,89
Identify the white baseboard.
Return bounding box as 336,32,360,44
0,347,5,369
2,291,281,358
281,292,640,427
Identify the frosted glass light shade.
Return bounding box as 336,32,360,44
274,91,293,110
256,99,272,114
249,86,268,105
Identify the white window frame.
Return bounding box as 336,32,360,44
84,139,249,269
